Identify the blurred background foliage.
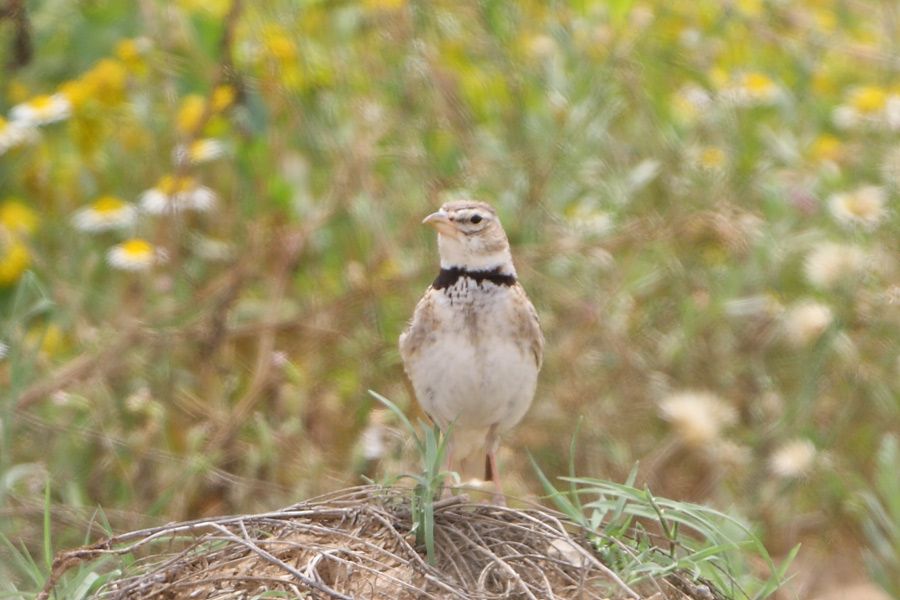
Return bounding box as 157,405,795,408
1,0,898,596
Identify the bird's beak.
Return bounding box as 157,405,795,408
422,210,457,237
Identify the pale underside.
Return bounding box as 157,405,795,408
399,276,542,472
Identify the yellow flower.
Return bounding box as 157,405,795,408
82,59,129,105
115,38,140,63
72,196,137,232
58,79,92,109
812,8,836,33
0,232,30,286
211,85,235,112
156,175,178,196
809,134,842,163
849,86,887,114
114,37,151,73
742,72,778,100
263,28,298,63
708,67,729,90
176,0,230,17
173,138,227,165
698,146,726,170
736,0,763,16
177,94,207,135
27,323,66,358
107,238,164,271
362,0,406,9
0,199,39,235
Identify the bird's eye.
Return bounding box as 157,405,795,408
470,214,483,224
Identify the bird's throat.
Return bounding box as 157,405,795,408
432,266,517,290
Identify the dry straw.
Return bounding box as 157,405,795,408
38,485,723,599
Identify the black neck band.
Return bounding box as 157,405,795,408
432,266,516,290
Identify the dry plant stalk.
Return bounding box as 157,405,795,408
40,486,721,600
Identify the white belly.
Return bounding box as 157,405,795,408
404,282,539,439
409,332,538,433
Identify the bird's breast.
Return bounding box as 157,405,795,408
407,279,538,431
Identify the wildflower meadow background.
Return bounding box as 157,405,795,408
1,1,899,597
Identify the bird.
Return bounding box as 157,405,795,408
399,200,543,501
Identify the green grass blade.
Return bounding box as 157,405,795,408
528,452,584,525
368,390,425,456
43,479,52,573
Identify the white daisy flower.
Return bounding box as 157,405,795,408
139,175,217,214
658,391,737,447
828,185,887,229
831,105,860,130
0,340,8,360
783,300,833,347
678,85,713,109
173,138,228,165
804,242,868,289
832,86,899,131
688,145,728,172
9,94,71,126
107,238,165,271
72,196,137,233
722,72,781,106
0,117,38,154
769,439,817,479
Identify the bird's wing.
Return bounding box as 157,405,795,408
398,288,437,368
513,284,544,370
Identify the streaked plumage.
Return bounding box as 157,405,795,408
399,200,543,497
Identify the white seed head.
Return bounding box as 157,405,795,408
804,242,868,289
783,300,833,346
658,391,737,447
769,439,817,479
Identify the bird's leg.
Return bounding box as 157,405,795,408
440,429,467,498
485,424,505,505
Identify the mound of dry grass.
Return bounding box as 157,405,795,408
38,486,723,599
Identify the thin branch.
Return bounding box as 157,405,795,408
207,522,354,600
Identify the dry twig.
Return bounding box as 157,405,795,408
41,485,721,599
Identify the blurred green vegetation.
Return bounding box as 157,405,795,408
1,0,898,595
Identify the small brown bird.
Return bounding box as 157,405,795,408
399,200,543,499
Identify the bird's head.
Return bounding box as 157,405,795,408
423,200,515,273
